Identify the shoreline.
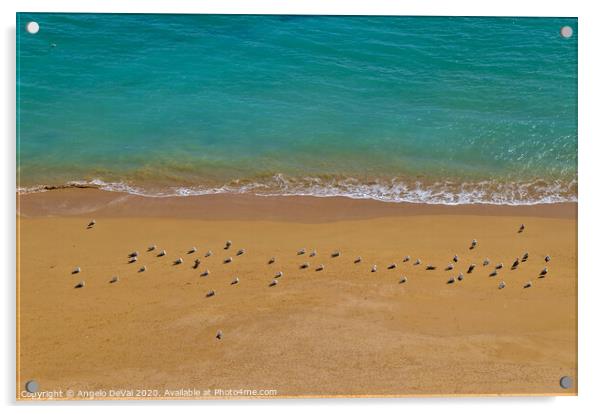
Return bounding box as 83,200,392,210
17,188,577,222
16,175,578,208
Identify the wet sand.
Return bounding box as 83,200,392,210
16,189,577,399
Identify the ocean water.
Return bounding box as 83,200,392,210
17,14,577,204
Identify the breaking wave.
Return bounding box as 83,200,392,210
17,174,577,205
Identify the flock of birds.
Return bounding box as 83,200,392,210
72,219,552,339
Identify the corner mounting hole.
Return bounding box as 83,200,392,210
560,26,573,38
559,376,573,389
25,380,39,393
26,21,40,34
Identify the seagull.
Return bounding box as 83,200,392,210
445,264,454,271
109,276,119,284
467,264,476,274
331,251,341,258
470,239,477,250
275,271,283,278
371,265,377,273
457,272,464,281
495,263,503,270
201,270,210,277
216,330,223,340
223,257,232,264
173,257,183,265
193,258,201,269
521,252,529,262
128,257,138,264
316,264,325,272
489,270,498,277
447,277,455,284
309,249,317,257
205,250,213,258
72,267,81,274
413,259,422,266
403,256,410,262
231,277,239,285
87,219,96,228
188,247,197,254
269,279,278,287
74,281,85,289
268,257,276,265
426,265,436,270
128,251,139,258
539,267,548,277
518,224,525,233
388,263,397,270
399,276,407,284
158,250,167,257
483,258,490,266
524,281,533,289
300,262,309,269
499,281,506,289
138,265,146,273
147,245,156,252
297,248,306,255
511,258,520,269
354,257,362,264
224,241,232,250
452,255,459,263
545,255,551,262
236,249,245,256
206,290,215,297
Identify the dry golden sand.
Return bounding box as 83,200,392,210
17,189,577,399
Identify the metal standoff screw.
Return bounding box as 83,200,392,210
25,380,39,393
559,376,573,389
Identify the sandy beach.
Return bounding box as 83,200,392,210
16,189,577,398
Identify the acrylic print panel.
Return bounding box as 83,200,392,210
16,14,577,399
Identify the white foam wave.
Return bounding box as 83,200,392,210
17,175,577,206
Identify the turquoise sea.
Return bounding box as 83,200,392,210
17,14,577,204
